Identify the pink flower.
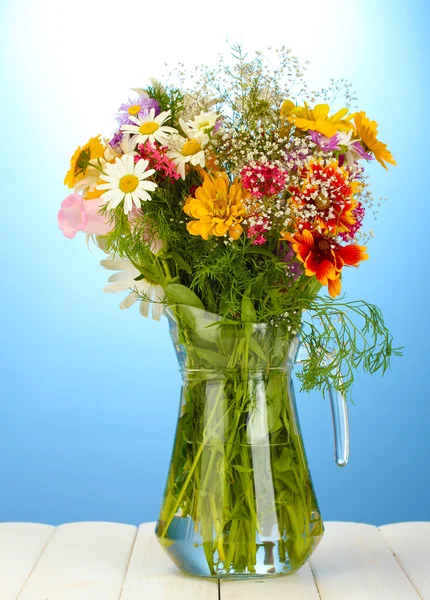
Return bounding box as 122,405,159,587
240,162,288,199
247,217,269,246
136,141,181,182
58,194,112,239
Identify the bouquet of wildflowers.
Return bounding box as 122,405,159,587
58,45,398,397
58,46,400,577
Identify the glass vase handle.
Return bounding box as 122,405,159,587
295,342,349,467
328,379,349,467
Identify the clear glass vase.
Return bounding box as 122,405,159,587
155,305,348,579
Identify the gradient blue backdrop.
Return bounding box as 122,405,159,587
0,0,428,526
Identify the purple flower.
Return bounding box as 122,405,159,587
278,243,303,282
350,141,373,161
309,130,341,152
116,97,160,126
108,130,123,148
213,119,223,133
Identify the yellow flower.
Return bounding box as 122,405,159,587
64,136,105,188
280,99,296,117
184,172,248,240
287,102,353,138
352,111,396,170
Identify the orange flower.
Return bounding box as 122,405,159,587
353,111,396,170
282,228,368,298
184,171,248,240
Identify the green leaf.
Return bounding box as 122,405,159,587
275,470,299,494
169,251,192,274
230,507,251,520
218,325,236,356
165,283,204,309
244,247,278,260
274,447,296,472
232,464,254,473
133,265,161,284
193,347,229,368
248,337,268,363
241,296,257,323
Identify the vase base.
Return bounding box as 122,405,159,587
155,516,323,579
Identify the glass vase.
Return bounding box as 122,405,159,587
155,305,348,579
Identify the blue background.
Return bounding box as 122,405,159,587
0,0,428,526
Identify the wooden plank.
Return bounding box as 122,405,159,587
220,563,321,600
120,522,219,600
0,523,55,600
17,522,137,600
379,522,430,599
310,522,421,599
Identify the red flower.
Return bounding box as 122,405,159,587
289,160,362,236
282,228,369,297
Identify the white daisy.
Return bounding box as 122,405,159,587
100,255,165,320
121,108,177,147
166,121,209,179
97,153,157,214
184,111,218,135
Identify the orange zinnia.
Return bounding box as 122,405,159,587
184,171,248,240
282,228,369,298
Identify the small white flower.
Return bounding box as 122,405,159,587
121,108,177,146
97,154,157,214
101,255,165,320
184,111,218,135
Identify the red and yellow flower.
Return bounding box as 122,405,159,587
289,160,362,237
184,171,248,240
281,228,368,298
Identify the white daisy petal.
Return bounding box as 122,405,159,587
104,281,130,292
138,168,156,180
114,156,128,176
132,191,141,208
134,158,149,176
120,292,138,309
97,182,116,190
124,194,133,214
140,180,157,192
139,300,150,317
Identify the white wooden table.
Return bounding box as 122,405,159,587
0,521,428,599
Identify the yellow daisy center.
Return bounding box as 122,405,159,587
119,174,139,193
139,122,159,135
182,139,201,156
198,121,210,129
128,105,141,116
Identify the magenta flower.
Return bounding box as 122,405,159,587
116,97,160,126
58,194,112,239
